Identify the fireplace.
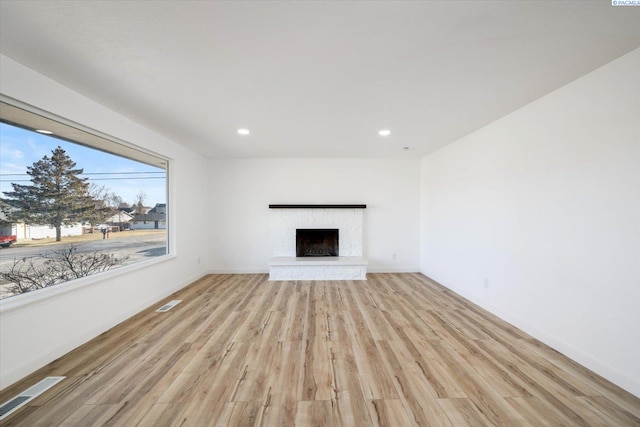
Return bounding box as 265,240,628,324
296,229,339,257
269,207,366,280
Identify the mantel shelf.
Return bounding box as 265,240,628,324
269,204,366,209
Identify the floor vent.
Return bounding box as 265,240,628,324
0,376,65,420
156,299,182,312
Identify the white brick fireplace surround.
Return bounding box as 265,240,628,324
268,205,367,280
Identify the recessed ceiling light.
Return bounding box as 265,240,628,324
35,129,53,134
378,129,391,137
237,128,250,135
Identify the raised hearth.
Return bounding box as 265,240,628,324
269,256,367,281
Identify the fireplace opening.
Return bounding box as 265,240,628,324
296,229,339,257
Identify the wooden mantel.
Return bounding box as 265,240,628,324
268,204,366,209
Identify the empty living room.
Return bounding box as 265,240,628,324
0,1,639,425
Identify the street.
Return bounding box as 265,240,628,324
0,231,167,267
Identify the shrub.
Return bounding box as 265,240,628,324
1,244,128,296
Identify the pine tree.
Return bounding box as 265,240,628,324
3,146,94,241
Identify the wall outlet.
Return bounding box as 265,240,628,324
197,257,201,265
483,278,489,289
392,253,397,260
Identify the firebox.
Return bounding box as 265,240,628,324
296,229,339,257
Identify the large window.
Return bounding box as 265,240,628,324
0,100,168,300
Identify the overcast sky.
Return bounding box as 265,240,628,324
0,122,166,207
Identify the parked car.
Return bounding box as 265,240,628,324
0,235,17,248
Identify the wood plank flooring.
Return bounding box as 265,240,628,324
1,273,639,426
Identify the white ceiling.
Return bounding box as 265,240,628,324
1,1,639,159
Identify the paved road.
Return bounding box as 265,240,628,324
0,233,167,268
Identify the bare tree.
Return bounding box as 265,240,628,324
86,184,124,224
132,191,148,215
1,244,128,296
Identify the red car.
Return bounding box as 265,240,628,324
0,235,17,248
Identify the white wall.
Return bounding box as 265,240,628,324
420,49,640,396
208,158,420,273
0,55,209,388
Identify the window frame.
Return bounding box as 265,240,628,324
0,97,173,310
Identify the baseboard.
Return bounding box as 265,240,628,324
367,267,420,273
420,271,640,398
207,268,420,275
207,269,269,274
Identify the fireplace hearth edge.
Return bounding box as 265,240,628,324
268,256,368,281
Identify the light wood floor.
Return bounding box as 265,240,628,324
1,273,639,426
